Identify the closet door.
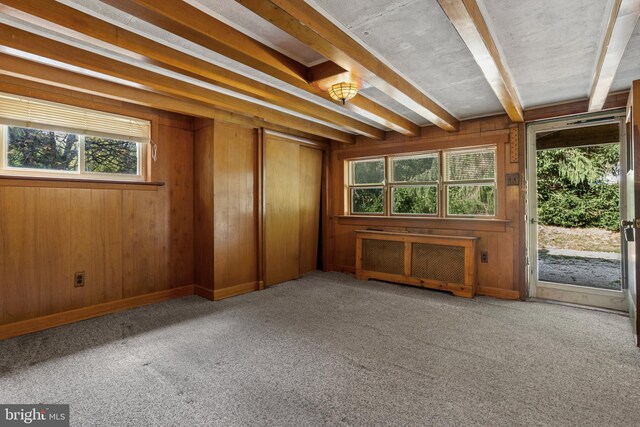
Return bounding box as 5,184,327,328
265,136,300,285
298,146,323,275
264,134,323,285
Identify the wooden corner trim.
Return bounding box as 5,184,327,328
194,285,215,300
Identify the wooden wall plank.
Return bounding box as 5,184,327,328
213,121,258,289
69,189,92,309
160,124,195,287
90,190,106,305
193,119,215,290
103,190,124,302
121,190,136,297
3,188,39,323
38,188,71,316
127,191,163,297
213,121,230,288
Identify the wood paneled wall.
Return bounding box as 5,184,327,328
0,89,194,326
194,119,260,299
329,115,525,300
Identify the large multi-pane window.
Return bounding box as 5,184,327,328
0,92,149,180
347,146,497,217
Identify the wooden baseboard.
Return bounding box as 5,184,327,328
477,286,520,300
213,281,259,301
194,285,214,300
0,285,195,341
332,264,355,274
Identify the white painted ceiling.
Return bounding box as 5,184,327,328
311,0,504,121
6,0,640,134
480,0,615,108
612,19,640,92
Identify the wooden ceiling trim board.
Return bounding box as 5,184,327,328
235,0,460,132
589,0,640,112
99,0,420,136
0,28,354,143
437,0,523,122
0,0,382,139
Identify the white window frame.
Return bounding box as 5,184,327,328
0,125,146,181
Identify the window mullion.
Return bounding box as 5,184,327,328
384,156,390,215
78,135,85,175
1,126,6,171
439,151,445,218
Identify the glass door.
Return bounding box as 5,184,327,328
527,112,628,311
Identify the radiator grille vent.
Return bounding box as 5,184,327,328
361,239,404,275
411,243,464,284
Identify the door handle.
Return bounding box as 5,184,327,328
625,226,635,242
621,219,639,242
530,217,537,224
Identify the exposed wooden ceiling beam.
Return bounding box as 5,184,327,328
100,0,420,136
589,0,640,112
0,0,383,139
0,25,355,143
437,0,523,122
0,54,339,143
234,0,459,132
307,61,348,85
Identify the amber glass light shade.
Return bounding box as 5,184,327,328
328,82,358,104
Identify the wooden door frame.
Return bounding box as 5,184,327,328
260,128,330,287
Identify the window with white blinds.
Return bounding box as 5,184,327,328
444,147,496,216
0,93,149,180
0,93,150,143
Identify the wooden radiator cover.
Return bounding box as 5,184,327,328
355,230,478,298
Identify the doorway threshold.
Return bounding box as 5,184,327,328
528,297,629,316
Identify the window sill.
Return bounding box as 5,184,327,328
0,175,164,191
333,215,510,232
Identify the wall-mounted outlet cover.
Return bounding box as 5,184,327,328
74,271,85,287
506,173,520,186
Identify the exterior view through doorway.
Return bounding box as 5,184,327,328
527,112,628,311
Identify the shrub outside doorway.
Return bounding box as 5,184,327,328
536,144,622,290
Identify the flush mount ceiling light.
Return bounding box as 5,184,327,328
328,82,358,104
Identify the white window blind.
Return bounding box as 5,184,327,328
0,93,151,144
